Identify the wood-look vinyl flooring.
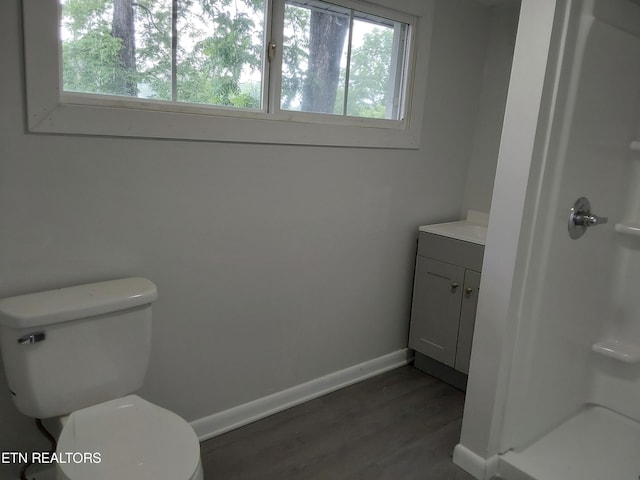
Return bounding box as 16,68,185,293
200,365,475,480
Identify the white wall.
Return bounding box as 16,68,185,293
0,0,492,476
499,9,640,450
574,0,640,428
462,3,520,215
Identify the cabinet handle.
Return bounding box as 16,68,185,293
451,283,459,292
465,287,473,296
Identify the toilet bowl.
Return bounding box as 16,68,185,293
56,395,203,480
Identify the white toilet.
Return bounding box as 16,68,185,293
0,277,204,480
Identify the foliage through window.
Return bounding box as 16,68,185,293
61,0,266,108
60,0,412,121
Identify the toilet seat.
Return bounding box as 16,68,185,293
56,395,202,480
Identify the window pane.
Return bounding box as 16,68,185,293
135,0,173,101
347,17,403,119
281,1,409,120
177,0,264,108
282,0,350,115
60,0,265,109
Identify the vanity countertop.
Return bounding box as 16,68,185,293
419,211,489,246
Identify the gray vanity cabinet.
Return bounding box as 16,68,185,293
409,232,484,384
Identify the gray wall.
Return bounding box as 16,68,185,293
0,0,491,476
462,3,520,215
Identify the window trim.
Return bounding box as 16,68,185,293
23,0,430,148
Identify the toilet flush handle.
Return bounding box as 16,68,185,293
17,332,46,345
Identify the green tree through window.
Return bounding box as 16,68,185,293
60,0,410,119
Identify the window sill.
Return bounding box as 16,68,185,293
28,100,420,148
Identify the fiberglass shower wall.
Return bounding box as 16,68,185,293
498,0,640,455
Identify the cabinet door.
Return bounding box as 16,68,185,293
408,257,464,366
454,269,481,374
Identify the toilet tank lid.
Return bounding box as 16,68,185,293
0,278,158,329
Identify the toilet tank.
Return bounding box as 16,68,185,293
0,278,157,419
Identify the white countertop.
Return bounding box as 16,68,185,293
419,211,489,245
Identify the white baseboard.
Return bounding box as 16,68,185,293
453,443,500,479
191,349,412,442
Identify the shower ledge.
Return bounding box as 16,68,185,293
592,339,640,363
614,222,640,237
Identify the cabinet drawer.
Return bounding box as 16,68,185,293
417,232,484,271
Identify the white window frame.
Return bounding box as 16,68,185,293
22,0,431,148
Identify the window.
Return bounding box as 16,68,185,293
23,0,429,147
